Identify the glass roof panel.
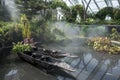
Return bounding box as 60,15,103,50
112,0,119,7
88,3,98,12
97,1,106,9
63,0,120,13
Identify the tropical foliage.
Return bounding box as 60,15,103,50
65,5,84,22
50,0,69,10
95,7,114,20
88,37,120,54
12,42,32,53
110,28,120,41
15,0,68,20
96,7,120,20
0,22,14,48
0,0,120,51
114,9,120,20
19,14,31,39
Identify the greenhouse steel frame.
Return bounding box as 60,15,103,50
63,0,120,13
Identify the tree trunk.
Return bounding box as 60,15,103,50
85,0,92,21
82,0,85,21
83,0,92,21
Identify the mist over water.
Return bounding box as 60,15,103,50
50,21,107,38
84,25,107,37
46,21,107,53
54,21,80,37
4,0,19,21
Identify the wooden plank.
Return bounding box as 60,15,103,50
111,40,120,46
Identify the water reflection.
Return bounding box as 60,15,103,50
5,69,19,80
58,54,120,80
49,69,76,80
0,44,120,80
48,44,120,80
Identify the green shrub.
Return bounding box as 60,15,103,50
29,21,56,43
110,28,120,41
65,4,84,23
95,7,114,20
88,37,120,54
50,1,69,10
96,7,120,21
0,22,14,48
20,14,31,39
114,9,120,20
12,42,32,53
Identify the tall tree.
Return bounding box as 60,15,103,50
15,0,69,21
82,0,92,21
15,0,52,20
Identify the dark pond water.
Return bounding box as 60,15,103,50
0,40,120,80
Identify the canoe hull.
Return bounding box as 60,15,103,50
17,52,75,71
35,48,77,58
